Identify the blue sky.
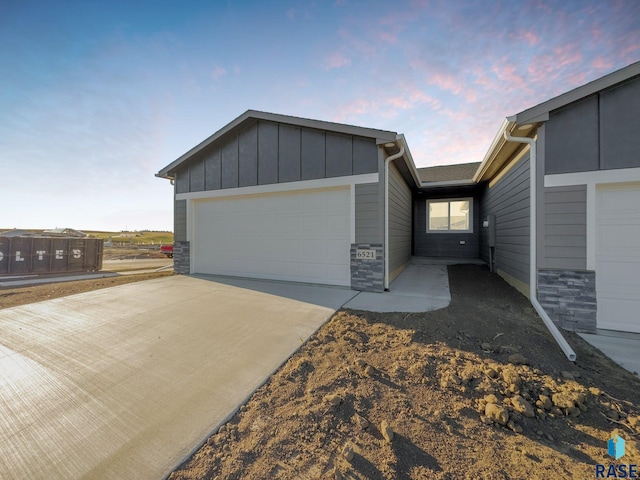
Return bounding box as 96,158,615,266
1,0,639,232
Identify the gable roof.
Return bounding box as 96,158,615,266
418,162,480,185
156,110,398,179
513,60,640,125
475,60,640,183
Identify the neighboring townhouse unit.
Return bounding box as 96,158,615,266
478,60,640,335
157,60,640,335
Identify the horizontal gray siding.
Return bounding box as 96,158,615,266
480,154,530,286
546,74,640,174
413,186,480,258
175,119,379,193
388,162,412,280
174,199,187,242
355,183,381,244
541,185,586,270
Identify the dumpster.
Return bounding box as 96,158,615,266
0,236,103,275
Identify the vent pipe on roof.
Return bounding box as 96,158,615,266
503,129,576,362
384,145,405,291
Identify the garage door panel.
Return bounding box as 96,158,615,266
192,188,351,286
596,183,640,333
597,260,640,288
598,298,640,333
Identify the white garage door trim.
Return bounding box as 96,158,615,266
595,182,640,333
190,186,352,286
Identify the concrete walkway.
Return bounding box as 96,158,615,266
344,257,482,312
0,275,357,480
579,330,640,376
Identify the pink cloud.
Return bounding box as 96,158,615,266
592,57,614,70
493,61,529,92
324,52,351,70
565,71,587,86
333,98,372,122
553,44,583,67
428,72,463,95
510,30,540,46
386,96,412,109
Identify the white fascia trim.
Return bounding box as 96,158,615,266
473,118,512,183
176,173,379,200
396,134,422,188
544,167,640,187
350,186,356,243
586,183,596,271
186,199,194,272
420,180,476,188
545,167,640,271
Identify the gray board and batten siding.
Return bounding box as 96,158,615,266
479,152,530,290
355,183,382,244
539,185,587,271
545,74,640,174
174,199,187,243
413,185,481,259
387,161,412,282
174,119,380,194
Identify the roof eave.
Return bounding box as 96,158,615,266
515,60,640,125
396,134,422,189
473,119,513,183
156,110,398,178
420,179,476,188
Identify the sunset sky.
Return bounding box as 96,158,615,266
1,0,639,231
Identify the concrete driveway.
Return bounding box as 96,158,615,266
0,275,357,480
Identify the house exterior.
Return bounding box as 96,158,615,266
477,61,640,335
156,110,421,292
157,60,640,335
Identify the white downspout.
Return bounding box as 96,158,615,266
503,130,576,362
384,146,405,291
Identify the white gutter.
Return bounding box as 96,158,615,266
384,145,405,290
503,129,577,362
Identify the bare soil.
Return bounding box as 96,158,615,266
0,272,173,310
1,264,638,479
168,265,640,480
103,246,168,260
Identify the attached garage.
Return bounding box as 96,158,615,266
157,110,420,292
191,187,351,286
596,182,640,333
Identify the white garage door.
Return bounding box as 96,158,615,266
192,187,351,286
596,182,640,333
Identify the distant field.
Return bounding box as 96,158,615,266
0,229,174,245
86,231,174,245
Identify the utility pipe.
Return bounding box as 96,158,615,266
503,129,577,362
384,145,405,290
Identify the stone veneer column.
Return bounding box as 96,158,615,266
538,269,597,333
173,241,190,274
350,244,384,292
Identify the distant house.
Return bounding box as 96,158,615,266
42,228,88,238
157,60,640,335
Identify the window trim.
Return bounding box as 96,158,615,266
426,197,473,233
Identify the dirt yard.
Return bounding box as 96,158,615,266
1,264,638,479
168,265,639,480
0,272,173,310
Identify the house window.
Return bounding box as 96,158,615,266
427,198,473,233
